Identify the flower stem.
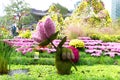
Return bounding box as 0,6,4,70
50,41,57,50
70,59,78,71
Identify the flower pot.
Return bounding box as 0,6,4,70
55,59,72,75
55,49,72,75
0,57,8,74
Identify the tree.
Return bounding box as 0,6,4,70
48,3,69,15
0,15,14,28
65,0,112,27
4,0,30,29
20,14,36,25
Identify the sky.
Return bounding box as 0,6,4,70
102,0,112,16
25,0,79,10
0,0,111,16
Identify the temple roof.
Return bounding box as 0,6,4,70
30,8,48,16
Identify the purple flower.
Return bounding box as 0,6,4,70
27,48,33,52
91,53,101,56
47,49,56,53
22,50,27,55
85,49,94,53
104,52,115,58
109,53,115,58
16,47,24,52
3,39,13,46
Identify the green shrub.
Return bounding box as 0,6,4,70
115,35,120,40
19,30,31,38
100,35,118,42
110,35,118,42
100,35,112,42
90,33,101,40
39,53,55,58
10,57,55,65
0,38,14,74
10,57,33,65
9,51,120,65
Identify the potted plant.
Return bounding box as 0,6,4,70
0,37,14,74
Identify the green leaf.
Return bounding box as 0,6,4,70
70,59,78,71
58,36,67,48
39,39,50,46
49,31,59,41
39,31,59,46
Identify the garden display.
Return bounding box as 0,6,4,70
1,0,120,79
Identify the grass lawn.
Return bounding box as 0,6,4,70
0,64,120,80
0,51,120,80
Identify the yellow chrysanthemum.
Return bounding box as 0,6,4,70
69,39,85,48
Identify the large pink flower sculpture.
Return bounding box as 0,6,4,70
32,17,78,75
32,18,55,43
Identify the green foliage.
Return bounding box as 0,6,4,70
0,38,14,74
0,27,12,39
69,39,85,49
9,50,120,65
4,0,30,29
20,14,36,25
14,74,38,80
58,36,67,48
48,3,69,15
90,33,101,40
90,34,119,42
65,0,111,27
116,35,120,40
72,1,88,17
91,0,104,14
100,34,118,42
39,31,59,46
1,65,120,80
9,51,55,65
10,57,55,65
88,28,119,42
19,30,31,38
0,16,14,27
87,16,101,27
78,51,116,65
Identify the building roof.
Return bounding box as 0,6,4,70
30,8,72,17
30,8,48,16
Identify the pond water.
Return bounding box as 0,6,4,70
8,69,29,76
